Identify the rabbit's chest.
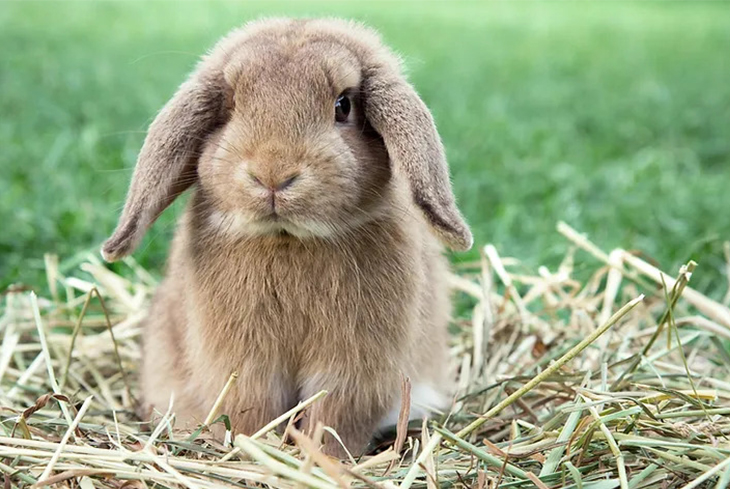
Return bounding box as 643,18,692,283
191,236,417,361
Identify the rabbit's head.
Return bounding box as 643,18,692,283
102,18,472,261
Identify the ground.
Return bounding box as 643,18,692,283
1,1,729,293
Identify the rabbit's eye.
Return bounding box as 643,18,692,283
335,94,351,123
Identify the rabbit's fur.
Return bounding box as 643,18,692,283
103,18,472,456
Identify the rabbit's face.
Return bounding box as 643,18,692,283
197,44,390,239
198,39,390,237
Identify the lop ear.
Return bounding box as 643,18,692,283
102,70,228,262
363,67,473,251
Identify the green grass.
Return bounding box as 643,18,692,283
1,1,729,294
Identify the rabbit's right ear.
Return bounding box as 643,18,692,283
363,64,473,251
102,70,229,262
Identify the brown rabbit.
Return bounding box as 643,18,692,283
102,17,472,457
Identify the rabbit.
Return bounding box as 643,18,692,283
102,17,472,457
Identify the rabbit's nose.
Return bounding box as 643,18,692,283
249,172,299,192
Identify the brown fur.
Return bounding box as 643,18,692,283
102,18,472,456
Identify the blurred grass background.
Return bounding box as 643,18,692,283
1,1,729,294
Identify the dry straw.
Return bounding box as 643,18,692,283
2,222,730,488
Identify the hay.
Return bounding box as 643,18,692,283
2,221,730,488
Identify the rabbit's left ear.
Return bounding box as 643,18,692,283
101,70,229,262
363,66,473,251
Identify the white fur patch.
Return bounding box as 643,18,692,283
207,209,336,239
207,210,251,238
378,383,450,429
